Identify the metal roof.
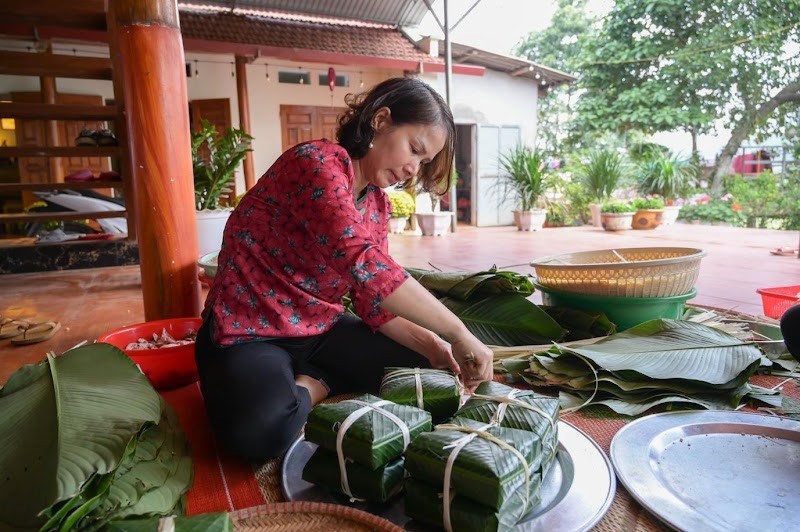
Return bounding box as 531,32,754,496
178,0,430,27
449,41,576,88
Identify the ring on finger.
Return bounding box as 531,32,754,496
464,352,476,361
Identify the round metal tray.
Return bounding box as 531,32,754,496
611,410,800,532
282,420,616,531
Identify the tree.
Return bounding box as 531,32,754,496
514,0,596,154
574,0,800,194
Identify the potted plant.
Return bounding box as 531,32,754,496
192,119,253,256
631,196,666,230
636,152,696,225
414,192,453,236
387,191,415,233
498,145,548,231
600,201,635,231
574,148,630,227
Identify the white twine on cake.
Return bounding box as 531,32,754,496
437,423,531,532
335,399,410,501
470,390,556,432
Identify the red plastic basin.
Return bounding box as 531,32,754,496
97,317,202,390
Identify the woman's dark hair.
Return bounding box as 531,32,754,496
337,77,455,194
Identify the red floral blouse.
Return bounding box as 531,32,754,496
204,140,409,346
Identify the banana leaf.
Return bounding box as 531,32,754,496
554,319,762,384
543,306,616,340
456,381,560,442
559,390,742,416
104,513,233,532
0,344,162,530
441,294,565,346
302,448,404,502
304,394,431,470
404,418,544,511
404,478,530,532
406,267,534,300
378,367,462,424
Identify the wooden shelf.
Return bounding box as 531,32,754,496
0,146,120,158
0,211,126,223
0,181,123,192
0,50,113,80
0,0,107,31
0,102,117,121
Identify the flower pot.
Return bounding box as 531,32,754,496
388,216,409,234
415,212,453,236
601,212,635,231
196,208,232,257
662,205,681,225
589,203,603,227
632,209,664,230
514,209,547,231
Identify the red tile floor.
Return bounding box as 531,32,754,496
1,223,799,385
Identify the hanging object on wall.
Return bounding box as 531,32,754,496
265,63,270,82
327,67,336,91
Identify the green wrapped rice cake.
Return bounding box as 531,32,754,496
379,367,462,423
302,447,405,502
404,476,530,532
404,418,546,511
304,394,431,470
457,381,560,439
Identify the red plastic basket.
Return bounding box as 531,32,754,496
756,285,800,319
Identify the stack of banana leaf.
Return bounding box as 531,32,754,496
302,394,431,502
0,344,193,531
404,382,560,531
406,267,567,346
379,367,462,423
105,512,233,531
498,319,768,416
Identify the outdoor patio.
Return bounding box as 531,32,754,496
1,222,797,385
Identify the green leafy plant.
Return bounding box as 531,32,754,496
636,152,697,200
192,119,253,211
387,191,415,218
498,146,548,211
573,148,630,201
601,201,634,214
631,197,665,210
678,199,746,226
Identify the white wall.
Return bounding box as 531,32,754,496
422,68,539,146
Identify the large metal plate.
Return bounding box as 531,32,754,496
282,421,615,531
611,410,800,532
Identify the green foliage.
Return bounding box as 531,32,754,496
498,145,548,211
573,0,800,161
601,201,634,214
387,191,415,218
725,172,800,229
544,172,592,225
192,119,253,211
627,139,670,163
678,200,747,226
636,152,697,200
573,148,630,200
631,197,666,210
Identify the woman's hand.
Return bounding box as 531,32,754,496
424,334,460,374
450,333,494,391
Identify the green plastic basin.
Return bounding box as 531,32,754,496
535,283,697,331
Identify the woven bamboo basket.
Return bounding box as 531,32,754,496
530,247,706,297
230,502,402,531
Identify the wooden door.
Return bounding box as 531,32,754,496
280,105,346,152
12,91,112,205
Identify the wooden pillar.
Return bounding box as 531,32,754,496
235,55,256,190
107,0,200,320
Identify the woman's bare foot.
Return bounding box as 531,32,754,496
295,374,329,405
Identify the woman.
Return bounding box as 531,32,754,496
196,77,494,462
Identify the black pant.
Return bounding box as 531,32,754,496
195,314,430,462
781,303,800,362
